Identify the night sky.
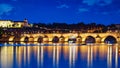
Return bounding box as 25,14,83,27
0,0,120,25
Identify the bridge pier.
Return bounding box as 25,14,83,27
81,41,85,44
96,38,101,43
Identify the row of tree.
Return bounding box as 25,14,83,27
32,22,117,32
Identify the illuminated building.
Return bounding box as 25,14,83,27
0,19,31,28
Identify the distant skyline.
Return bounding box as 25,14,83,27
0,0,120,25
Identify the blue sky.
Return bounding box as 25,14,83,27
0,0,120,25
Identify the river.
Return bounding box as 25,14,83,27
0,43,120,68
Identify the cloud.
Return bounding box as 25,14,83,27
82,0,112,6
78,8,89,12
0,4,14,17
57,4,69,8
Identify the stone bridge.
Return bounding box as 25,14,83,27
6,33,120,44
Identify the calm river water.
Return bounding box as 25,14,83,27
0,43,120,68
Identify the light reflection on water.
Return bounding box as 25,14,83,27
0,44,120,68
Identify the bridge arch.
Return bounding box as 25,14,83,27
103,36,117,44
85,36,96,43
34,36,43,43
38,36,43,43
76,36,82,43
52,36,59,43
9,36,15,42
24,36,29,42
59,36,65,43
20,36,29,42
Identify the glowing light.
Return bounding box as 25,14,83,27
41,46,44,67
27,46,31,64
115,46,118,68
53,46,56,67
4,42,7,46
37,46,40,68
69,45,78,68
24,46,26,65
107,46,112,68
87,46,93,67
